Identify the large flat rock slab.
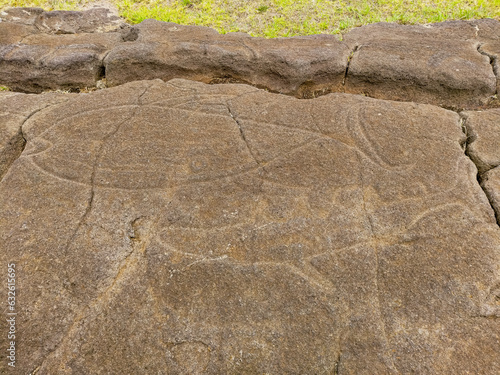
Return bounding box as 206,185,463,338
343,22,497,108
1,79,499,374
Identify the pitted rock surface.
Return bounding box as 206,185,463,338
1,78,500,374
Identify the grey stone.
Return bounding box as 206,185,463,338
0,79,499,374
0,7,44,25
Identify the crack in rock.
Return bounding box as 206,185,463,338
342,44,358,87
1,98,69,183
460,112,500,226
226,102,261,166
477,43,499,97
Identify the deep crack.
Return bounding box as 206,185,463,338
343,45,358,87
459,112,500,226
477,43,498,98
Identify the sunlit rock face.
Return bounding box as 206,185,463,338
1,78,499,374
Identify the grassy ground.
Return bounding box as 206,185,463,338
0,0,499,37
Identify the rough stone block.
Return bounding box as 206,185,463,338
105,19,351,98
343,23,497,108
0,33,121,92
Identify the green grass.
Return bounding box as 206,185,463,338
1,0,499,37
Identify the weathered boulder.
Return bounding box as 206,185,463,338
105,19,351,98
0,8,498,106
0,32,121,92
1,79,499,374
343,22,497,108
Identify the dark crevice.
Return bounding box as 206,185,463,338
333,351,341,375
477,43,499,105
97,64,106,81
343,45,358,87
0,127,26,183
476,172,500,226
459,112,500,226
477,43,499,79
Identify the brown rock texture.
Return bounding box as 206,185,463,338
1,7,500,375
463,108,500,224
0,32,121,92
1,78,500,374
105,19,351,98
0,8,498,108
482,167,500,223
463,109,500,173
0,91,71,180
343,22,497,108
0,6,125,33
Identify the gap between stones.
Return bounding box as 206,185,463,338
477,43,499,98
342,44,358,87
459,112,500,227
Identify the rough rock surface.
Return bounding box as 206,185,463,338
463,109,500,173
482,167,500,223
463,108,500,224
0,8,498,108
0,91,71,180
0,32,121,92
1,78,500,374
343,22,497,108
105,19,351,98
